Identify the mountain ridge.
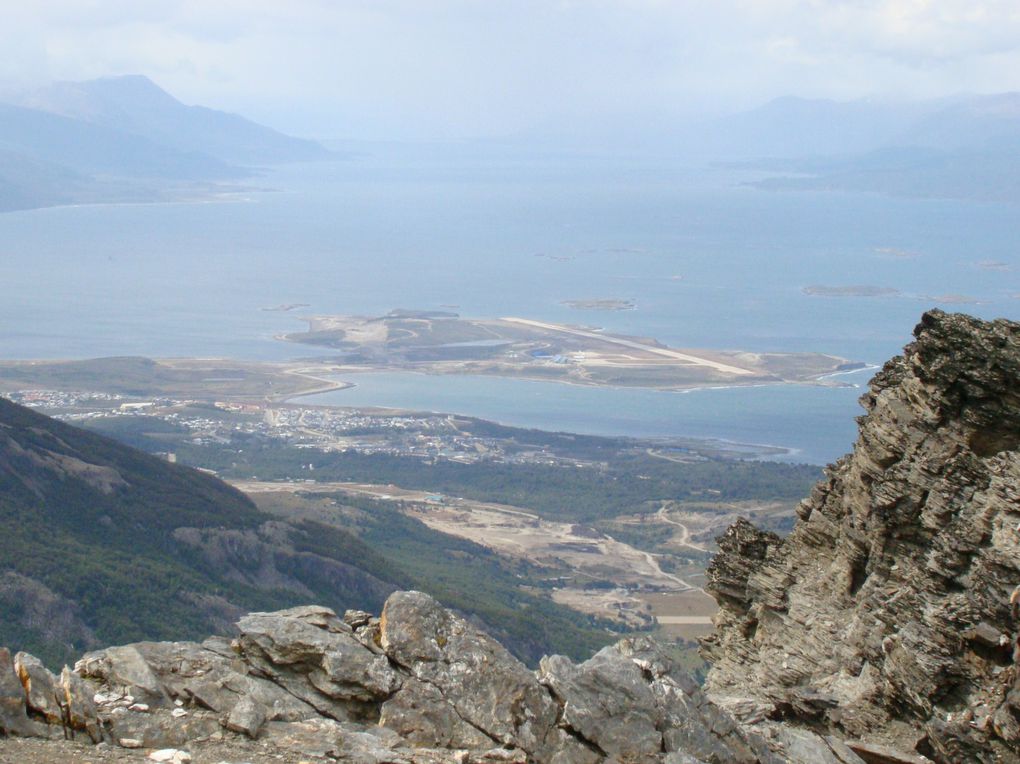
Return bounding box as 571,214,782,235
20,75,332,165
0,75,333,212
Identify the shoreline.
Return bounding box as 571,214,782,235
286,370,829,461
278,363,859,395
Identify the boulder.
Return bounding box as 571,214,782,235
379,591,565,758
14,652,62,724
0,647,40,737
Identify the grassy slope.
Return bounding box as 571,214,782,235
0,398,396,664
0,399,617,666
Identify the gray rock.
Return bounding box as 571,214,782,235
77,644,167,705
539,649,662,762
60,665,103,742
14,652,62,725
380,677,495,749
380,591,564,759
223,695,267,738
107,705,219,749
702,310,1020,763
0,647,41,737
234,605,399,721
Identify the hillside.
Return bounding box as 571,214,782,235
0,396,404,666
0,397,612,668
21,75,331,166
0,76,332,212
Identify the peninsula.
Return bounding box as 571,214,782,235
282,310,860,389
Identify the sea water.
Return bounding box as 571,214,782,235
0,146,1017,462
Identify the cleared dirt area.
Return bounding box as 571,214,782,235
231,479,703,629
640,589,719,641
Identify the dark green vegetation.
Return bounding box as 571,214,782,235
0,357,321,400
175,435,820,524
0,398,614,667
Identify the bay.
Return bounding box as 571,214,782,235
1,145,1017,462
304,369,872,465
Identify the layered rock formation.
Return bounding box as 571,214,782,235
703,310,1020,763
3,309,1018,763
0,591,868,763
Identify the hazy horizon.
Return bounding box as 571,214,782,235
4,1,1020,142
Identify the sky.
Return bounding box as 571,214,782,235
3,1,1020,140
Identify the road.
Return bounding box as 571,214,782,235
501,317,756,376
655,504,708,552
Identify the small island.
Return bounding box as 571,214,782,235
803,285,900,298
561,298,636,311
262,303,311,312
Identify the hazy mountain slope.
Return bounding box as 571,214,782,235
0,149,85,211
698,96,934,159
23,75,331,165
0,396,399,666
901,92,1020,152
719,93,1020,201
0,102,241,181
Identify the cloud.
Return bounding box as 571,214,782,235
5,1,1020,138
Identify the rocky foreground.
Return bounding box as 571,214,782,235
704,310,1020,763
2,310,1019,764
2,590,856,764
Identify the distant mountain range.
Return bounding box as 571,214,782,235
20,75,330,166
0,75,332,212
700,93,1020,202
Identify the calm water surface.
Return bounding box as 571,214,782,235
1,148,1017,462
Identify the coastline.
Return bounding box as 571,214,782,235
276,362,860,396
289,368,865,463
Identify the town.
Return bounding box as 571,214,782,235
5,389,608,468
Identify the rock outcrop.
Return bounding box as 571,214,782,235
4,309,1018,763
702,310,1020,763
0,591,860,763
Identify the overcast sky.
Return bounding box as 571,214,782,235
3,1,1020,140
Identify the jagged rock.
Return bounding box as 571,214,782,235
0,647,41,737
379,590,589,762
77,644,168,705
222,695,266,738
0,590,864,762
702,310,1020,763
539,650,663,761
234,604,399,722
59,665,103,742
379,677,497,749
14,652,62,725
